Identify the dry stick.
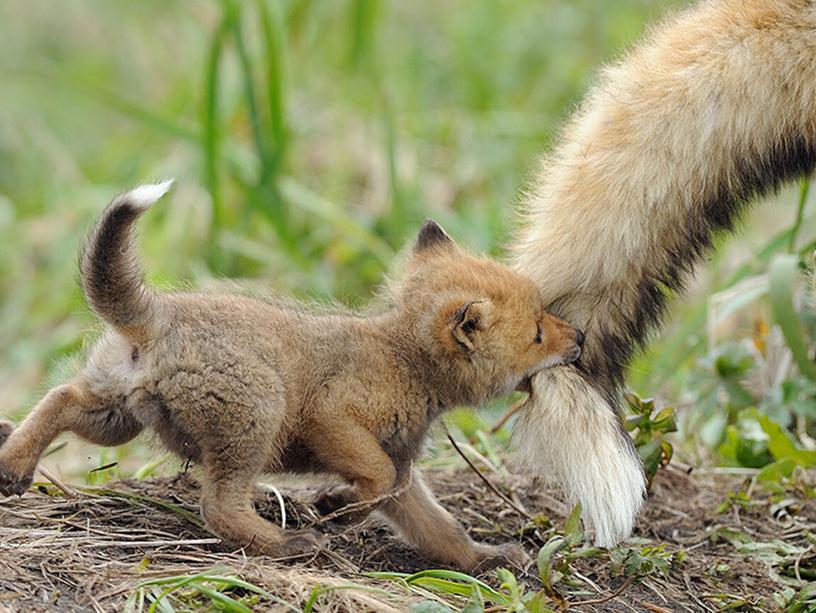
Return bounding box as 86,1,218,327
683,572,714,613
572,570,603,595
794,544,813,583
445,432,533,521
569,576,635,608
315,465,415,524
93,538,221,548
489,396,529,434
37,466,76,498
642,603,673,613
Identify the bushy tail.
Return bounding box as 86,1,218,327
511,0,816,546
80,181,174,343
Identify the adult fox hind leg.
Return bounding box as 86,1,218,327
511,0,816,546
380,469,527,572
0,379,142,496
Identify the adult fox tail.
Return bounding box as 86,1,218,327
511,0,816,546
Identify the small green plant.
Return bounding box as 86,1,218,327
624,392,677,487
609,544,677,577
381,504,687,612
371,568,531,612
774,582,816,613
716,489,756,514
303,581,394,613
124,570,297,613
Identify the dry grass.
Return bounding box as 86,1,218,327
0,466,813,611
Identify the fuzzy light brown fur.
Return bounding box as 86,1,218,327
512,0,816,546
0,183,582,572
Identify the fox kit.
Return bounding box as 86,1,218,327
0,182,583,571
510,0,816,547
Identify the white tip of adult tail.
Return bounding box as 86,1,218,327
513,367,646,547
124,179,175,210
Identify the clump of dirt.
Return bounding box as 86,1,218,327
0,465,813,611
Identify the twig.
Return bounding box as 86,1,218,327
689,466,759,476
37,466,76,498
642,603,672,613
316,465,414,524
88,593,105,613
569,576,634,607
642,578,668,604
257,483,287,529
489,396,528,433
572,570,602,594
92,538,221,548
46,517,109,537
446,432,533,520
684,572,714,612
794,545,813,583
666,461,694,475
452,440,500,473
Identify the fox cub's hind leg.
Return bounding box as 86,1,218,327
188,392,323,558
0,380,142,496
199,459,325,558
381,469,528,573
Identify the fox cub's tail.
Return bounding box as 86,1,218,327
80,181,174,343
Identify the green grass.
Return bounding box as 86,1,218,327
1,0,815,479
4,7,816,613
125,570,299,612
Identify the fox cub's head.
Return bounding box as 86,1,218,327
397,219,583,403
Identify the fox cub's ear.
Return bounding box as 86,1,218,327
451,299,492,352
414,219,455,254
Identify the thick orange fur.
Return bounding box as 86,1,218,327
0,187,582,572
511,0,816,546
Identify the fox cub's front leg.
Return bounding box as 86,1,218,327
306,417,397,521
381,469,528,573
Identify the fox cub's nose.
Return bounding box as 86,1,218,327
575,329,585,347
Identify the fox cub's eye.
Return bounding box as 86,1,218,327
534,324,542,344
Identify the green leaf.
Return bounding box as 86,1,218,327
369,570,509,605
496,568,520,602
189,584,252,613
638,440,662,484
279,177,394,265
757,413,816,467
652,407,678,433
461,583,485,613
410,601,456,613
756,457,797,482
563,503,582,547
536,536,566,591
769,254,816,380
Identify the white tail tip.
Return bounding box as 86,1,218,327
125,179,175,210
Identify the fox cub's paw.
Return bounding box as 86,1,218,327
469,542,529,574
0,422,33,497
279,530,327,558
0,462,33,498
314,485,371,524
314,484,353,515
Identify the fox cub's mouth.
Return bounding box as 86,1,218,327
566,328,584,364
520,333,583,389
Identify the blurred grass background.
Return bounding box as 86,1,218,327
1,0,814,482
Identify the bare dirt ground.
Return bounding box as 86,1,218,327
0,465,813,612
